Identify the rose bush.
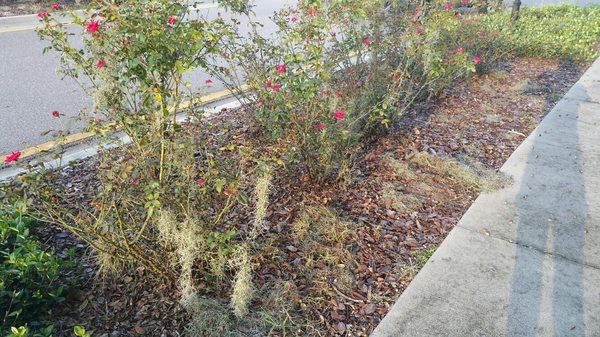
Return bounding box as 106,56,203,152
219,0,496,182
2,0,253,306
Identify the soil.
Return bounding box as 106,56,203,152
0,0,85,17
25,57,586,336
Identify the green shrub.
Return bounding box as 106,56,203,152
0,203,64,335
483,5,600,62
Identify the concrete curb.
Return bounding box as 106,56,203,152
371,56,600,336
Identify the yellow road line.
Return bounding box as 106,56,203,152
0,25,40,34
2,86,246,161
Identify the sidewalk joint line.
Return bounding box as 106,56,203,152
456,224,600,271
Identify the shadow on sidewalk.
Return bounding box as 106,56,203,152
506,83,590,336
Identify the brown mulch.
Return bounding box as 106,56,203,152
0,0,86,17
33,57,585,336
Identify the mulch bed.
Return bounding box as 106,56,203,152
0,0,85,17
33,57,584,336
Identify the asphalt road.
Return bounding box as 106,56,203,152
0,0,289,155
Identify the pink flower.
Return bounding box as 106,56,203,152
444,2,452,10
333,109,345,120
86,20,99,33
476,31,485,39
205,79,213,86
37,11,48,19
316,122,324,131
412,8,421,22
96,59,104,68
290,16,298,23
461,0,468,5
307,8,317,16
415,27,424,35
50,3,60,10
276,64,286,74
51,110,60,118
130,178,139,185
271,83,281,92
362,37,372,46
167,16,177,25
265,80,272,89
454,47,463,54
4,151,21,164
196,177,205,186
473,55,481,64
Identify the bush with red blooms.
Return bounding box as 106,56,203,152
218,0,500,182
19,0,253,289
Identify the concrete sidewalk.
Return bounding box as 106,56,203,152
371,57,600,337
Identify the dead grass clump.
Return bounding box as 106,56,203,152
95,240,124,275
291,205,357,297
228,165,274,318
183,297,240,337
395,247,437,281
157,210,201,306
409,151,505,192
383,154,417,180
380,182,423,212
230,246,254,318
250,165,272,240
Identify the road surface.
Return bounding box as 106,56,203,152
0,0,290,155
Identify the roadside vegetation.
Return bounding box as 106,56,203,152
1,0,599,336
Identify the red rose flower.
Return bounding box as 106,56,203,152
454,47,463,54
473,55,481,64
4,151,21,164
51,110,60,118
362,37,372,46
307,8,317,16
333,109,345,120
167,16,177,25
461,0,468,5
96,59,104,68
415,27,424,35
86,20,99,33
290,16,298,23
37,11,48,19
205,79,213,86
444,2,452,10
50,3,60,10
271,83,281,92
130,178,139,185
412,8,421,22
316,122,324,131
276,64,286,74
196,177,205,186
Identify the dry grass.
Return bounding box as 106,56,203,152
383,153,417,181
292,205,356,294
230,246,254,318
395,247,437,281
250,165,272,240
380,182,423,212
408,151,506,192
157,210,201,306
